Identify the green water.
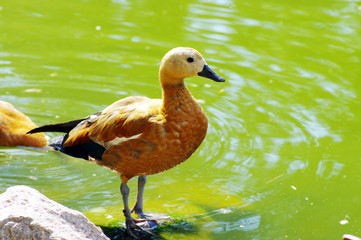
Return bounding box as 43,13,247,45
1,0,361,239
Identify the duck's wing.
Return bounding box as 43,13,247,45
64,96,163,148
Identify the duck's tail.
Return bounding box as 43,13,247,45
27,116,105,161
27,118,86,134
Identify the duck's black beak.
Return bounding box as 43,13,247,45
198,65,225,82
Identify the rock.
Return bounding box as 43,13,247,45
0,185,109,240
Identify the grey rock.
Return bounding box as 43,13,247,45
0,185,109,240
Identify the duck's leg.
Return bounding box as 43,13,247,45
120,182,153,238
131,175,147,218
132,176,169,221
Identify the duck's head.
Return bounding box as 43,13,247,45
159,47,225,86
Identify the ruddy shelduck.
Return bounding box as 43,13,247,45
0,101,46,147
29,47,225,238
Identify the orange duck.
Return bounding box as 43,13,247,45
0,101,46,147
28,47,225,238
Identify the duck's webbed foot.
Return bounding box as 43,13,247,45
125,216,154,239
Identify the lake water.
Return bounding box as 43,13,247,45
1,0,361,239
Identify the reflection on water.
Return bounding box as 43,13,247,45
1,0,361,239
316,160,344,179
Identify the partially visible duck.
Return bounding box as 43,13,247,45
0,101,46,147
28,47,225,238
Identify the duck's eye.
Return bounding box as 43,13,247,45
187,57,194,63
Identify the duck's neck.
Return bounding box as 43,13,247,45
161,81,198,115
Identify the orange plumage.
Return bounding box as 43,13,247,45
64,85,208,183
0,101,46,147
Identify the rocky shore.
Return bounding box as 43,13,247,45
0,185,110,240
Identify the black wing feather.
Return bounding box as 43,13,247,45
27,119,86,134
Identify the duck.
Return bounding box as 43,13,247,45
0,101,47,147
28,47,225,238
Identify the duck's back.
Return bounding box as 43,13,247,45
64,96,163,147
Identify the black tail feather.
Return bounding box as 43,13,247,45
27,118,86,134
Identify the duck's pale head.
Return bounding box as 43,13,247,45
159,47,225,86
